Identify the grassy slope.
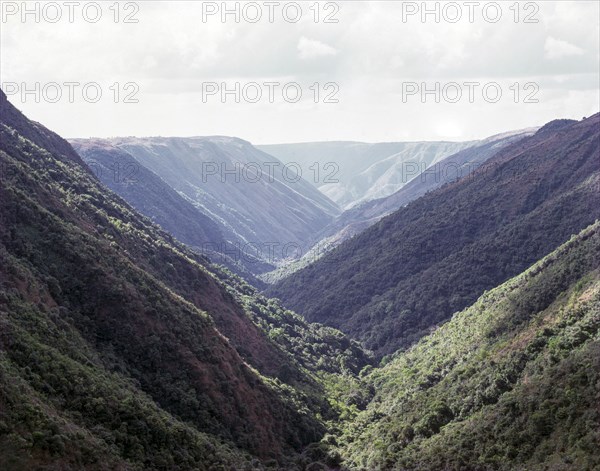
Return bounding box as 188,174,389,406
340,222,600,470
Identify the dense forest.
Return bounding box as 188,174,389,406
0,89,369,469
338,222,600,470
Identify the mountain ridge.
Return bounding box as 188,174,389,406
0,89,369,469
71,136,340,269
262,127,537,283
269,113,600,357
259,140,476,209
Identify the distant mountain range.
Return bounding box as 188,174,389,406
317,128,538,246
71,136,341,273
268,115,600,357
262,128,537,282
259,140,476,209
70,139,273,280
75,132,539,283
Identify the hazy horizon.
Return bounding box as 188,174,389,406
2,1,598,142
57,121,552,146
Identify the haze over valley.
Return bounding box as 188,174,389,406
1,1,599,470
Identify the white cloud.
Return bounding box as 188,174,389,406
544,37,585,60
297,36,338,60
0,1,598,142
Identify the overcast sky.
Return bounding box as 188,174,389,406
1,1,599,143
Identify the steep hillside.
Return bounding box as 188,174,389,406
259,140,475,209
0,89,369,469
339,222,600,470
71,141,274,279
71,140,225,249
73,136,340,263
316,129,537,247
355,129,537,221
269,114,600,357
263,129,536,283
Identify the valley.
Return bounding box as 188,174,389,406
259,140,476,210
2,2,598,469
269,115,600,356
1,89,598,471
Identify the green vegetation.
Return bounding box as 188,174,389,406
335,222,600,470
269,115,600,357
1,90,598,470
0,90,369,469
